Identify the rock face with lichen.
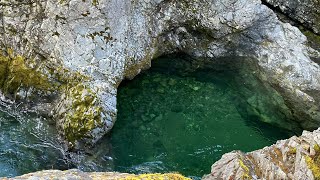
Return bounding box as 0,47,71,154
262,0,320,34
203,128,320,180
1,0,320,151
2,169,190,180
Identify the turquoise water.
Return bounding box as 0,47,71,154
0,55,301,178
110,55,299,177
0,107,71,177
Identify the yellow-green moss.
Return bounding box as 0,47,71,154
0,48,52,97
301,29,320,51
63,84,102,145
288,147,297,154
305,144,320,180
92,0,98,6
59,0,99,6
45,58,104,147
239,159,251,180
119,173,191,180
314,144,320,152
0,48,103,146
39,51,101,146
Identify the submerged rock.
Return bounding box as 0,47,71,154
1,0,320,150
203,128,320,180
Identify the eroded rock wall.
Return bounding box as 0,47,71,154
1,0,320,149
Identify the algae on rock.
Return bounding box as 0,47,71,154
305,144,320,180
61,84,103,147
0,48,52,99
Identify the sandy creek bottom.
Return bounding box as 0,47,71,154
0,54,300,178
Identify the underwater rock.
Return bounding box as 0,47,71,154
203,128,320,180
1,0,320,149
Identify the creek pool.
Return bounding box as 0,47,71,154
0,55,299,178
110,55,298,177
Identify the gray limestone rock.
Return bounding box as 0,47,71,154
3,169,188,179
203,128,320,180
262,0,320,34
1,0,320,150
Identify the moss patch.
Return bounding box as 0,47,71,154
0,48,52,97
63,83,103,146
288,147,297,154
301,29,320,50
120,173,191,180
305,144,320,180
0,48,105,147
239,159,251,180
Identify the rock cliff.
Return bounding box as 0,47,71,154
1,0,320,179
1,0,320,150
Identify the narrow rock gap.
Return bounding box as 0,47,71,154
261,0,319,35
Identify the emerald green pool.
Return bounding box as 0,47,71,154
0,55,300,178
110,55,299,177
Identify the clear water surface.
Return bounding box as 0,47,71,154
0,55,300,178
110,55,298,177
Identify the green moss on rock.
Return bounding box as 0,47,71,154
301,30,320,51
305,144,320,180
63,83,103,146
303,31,320,44
0,48,52,97
0,48,105,148
239,159,251,180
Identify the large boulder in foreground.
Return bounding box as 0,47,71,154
1,0,320,149
203,128,320,180
2,170,189,180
